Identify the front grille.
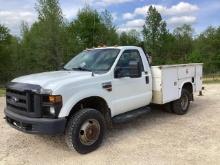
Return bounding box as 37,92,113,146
6,89,29,112
6,82,42,118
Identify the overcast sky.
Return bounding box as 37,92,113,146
0,0,220,35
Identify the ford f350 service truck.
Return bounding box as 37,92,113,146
4,46,203,154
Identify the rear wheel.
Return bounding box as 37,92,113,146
65,108,106,154
172,89,190,115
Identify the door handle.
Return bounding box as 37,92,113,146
145,76,149,84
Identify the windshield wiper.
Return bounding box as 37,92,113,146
71,67,92,72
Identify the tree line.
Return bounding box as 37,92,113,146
0,0,220,84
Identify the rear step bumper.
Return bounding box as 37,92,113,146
4,108,66,135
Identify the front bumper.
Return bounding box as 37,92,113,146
4,108,66,135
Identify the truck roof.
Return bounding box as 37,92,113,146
91,46,141,50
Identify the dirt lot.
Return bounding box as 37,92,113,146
0,84,220,165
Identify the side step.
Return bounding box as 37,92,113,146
112,107,151,124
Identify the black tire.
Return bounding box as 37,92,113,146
65,108,106,154
172,89,190,115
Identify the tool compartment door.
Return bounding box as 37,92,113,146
161,67,179,103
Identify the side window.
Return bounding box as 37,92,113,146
116,50,144,72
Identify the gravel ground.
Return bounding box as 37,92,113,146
0,84,220,165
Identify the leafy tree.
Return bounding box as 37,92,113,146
100,9,119,45
142,6,168,64
68,6,119,53
69,7,105,49
173,24,193,62
0,25,13,82
19,0,66,73
36,0,65,69
119,30,141,46
190,26,220,73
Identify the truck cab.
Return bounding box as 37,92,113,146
4,46,202,154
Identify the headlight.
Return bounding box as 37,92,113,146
42,95,62,118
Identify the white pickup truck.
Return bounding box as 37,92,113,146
4,46,203,154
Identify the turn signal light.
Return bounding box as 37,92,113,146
48,95,62,103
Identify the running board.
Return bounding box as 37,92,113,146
112,107,151,124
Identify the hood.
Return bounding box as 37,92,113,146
12,71,93,90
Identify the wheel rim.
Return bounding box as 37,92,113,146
79,119,100,146
181,94,189,111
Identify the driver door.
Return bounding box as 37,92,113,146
111,49,149,117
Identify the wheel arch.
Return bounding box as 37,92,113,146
66,96,112,127
180,82,194,101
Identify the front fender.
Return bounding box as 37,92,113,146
58,88,112,118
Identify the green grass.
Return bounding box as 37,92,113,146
203,74,220,84
203,79,220,84
0,88,5,97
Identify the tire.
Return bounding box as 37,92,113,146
65,108,106,154
172,89,190,115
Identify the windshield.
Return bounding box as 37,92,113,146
64,49,120,73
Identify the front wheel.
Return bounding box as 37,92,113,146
172,89,190,115
65,108,106,154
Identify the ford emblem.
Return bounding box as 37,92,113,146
11,96,19,103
